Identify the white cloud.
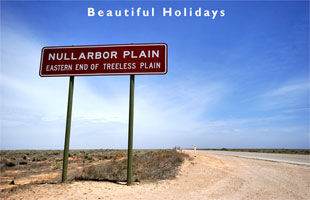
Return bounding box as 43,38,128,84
264,80,309,97
258,79,309,110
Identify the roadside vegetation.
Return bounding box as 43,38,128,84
199,148,310,155
75,149,188,182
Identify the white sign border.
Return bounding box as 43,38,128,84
39,43,168,77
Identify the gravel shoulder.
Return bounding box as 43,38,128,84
2,150,310,200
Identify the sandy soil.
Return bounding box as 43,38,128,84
2,151,310,200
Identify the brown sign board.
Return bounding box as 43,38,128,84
39,43,167,77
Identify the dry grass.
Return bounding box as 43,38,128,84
0,148,189,193
0,149,127,175
75,149,188,182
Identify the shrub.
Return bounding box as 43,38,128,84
103,155,112,159
19,161,27,165
33,157,42,161
75,150,188,182
113,151,125,161
53,161,61,169
5,162,16,167
173,146,181,151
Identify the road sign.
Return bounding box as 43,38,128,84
39,43,167,77
40,43,168,185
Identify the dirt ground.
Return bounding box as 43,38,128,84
2,151,310,200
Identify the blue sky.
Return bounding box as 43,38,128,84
0,0,309,149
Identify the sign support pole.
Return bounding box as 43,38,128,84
62,76,75,183
127,75,135,186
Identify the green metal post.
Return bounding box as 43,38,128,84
127,75,135,185
62,76,75,183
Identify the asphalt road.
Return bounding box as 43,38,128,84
196,150,310,166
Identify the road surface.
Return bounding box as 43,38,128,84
196,150,310,166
